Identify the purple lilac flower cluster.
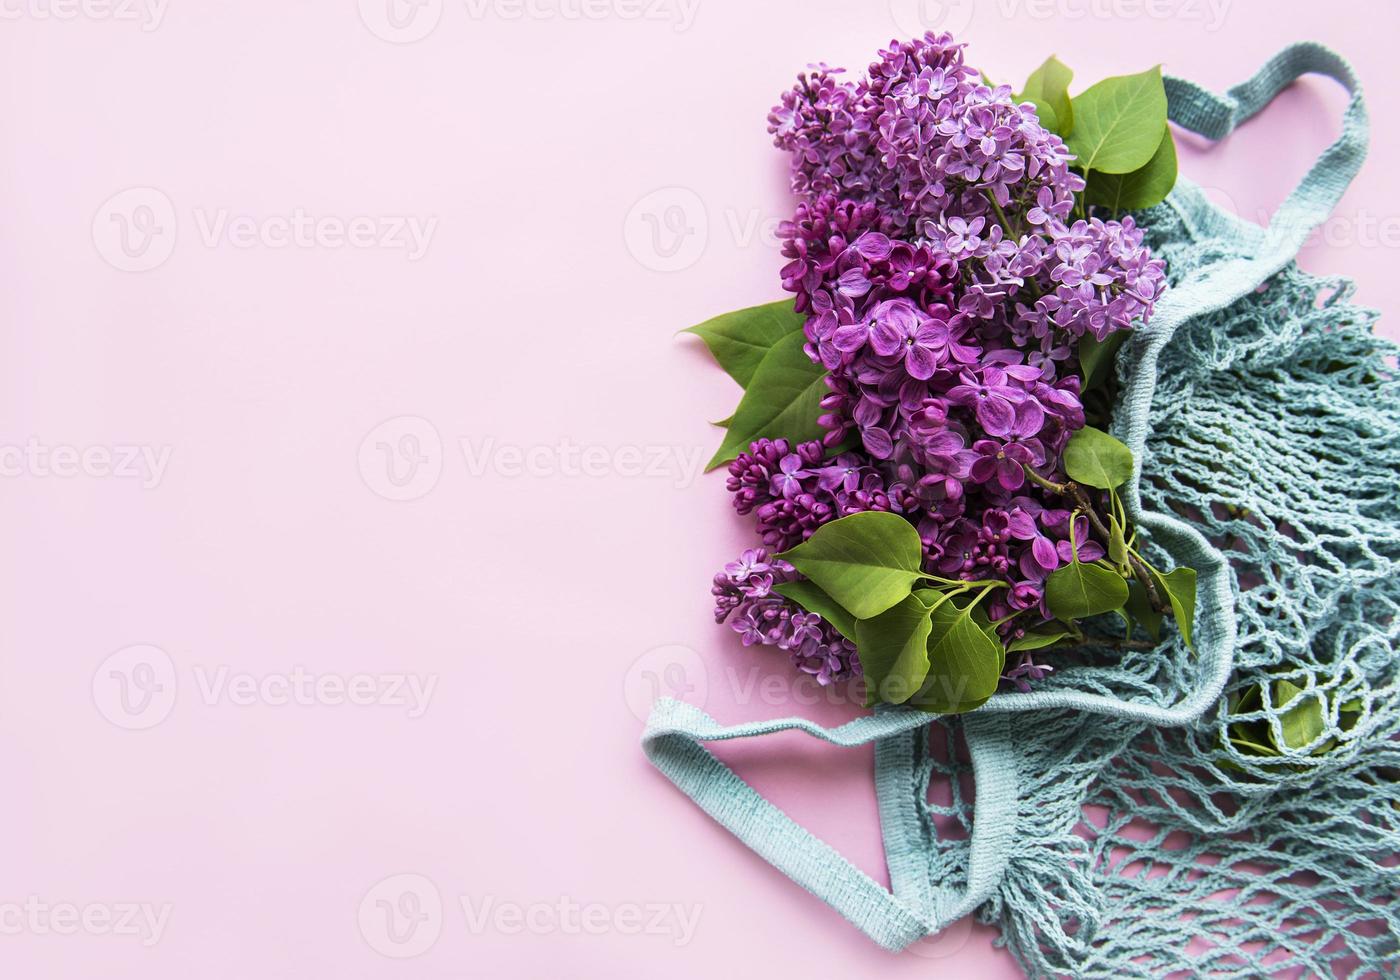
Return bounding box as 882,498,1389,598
725,438,894,552
770,32,1164,352
711,547,861,686
711,33,1167,687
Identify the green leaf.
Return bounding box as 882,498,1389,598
1233,684,1261,714
1085,126,1177,211
1229,728,1279,757
1078,330,1127,393
1225,689,1276,758
855,593,935,706
1151,565,1198,651
706,330,827,471
1337,697,1364,737
683,300,806,389
1272,680,1325,751
1045,561,1130,620
1232,678,1358,759
1063,425,1134,490
778,512,926,620
1108,515,1129,568
1111,606,1133,637
1066,66,1168,174
1020,55,1074,135
1007,624,1073,653
910,594,1006,714
774,579,858,643
1124,579,1163,642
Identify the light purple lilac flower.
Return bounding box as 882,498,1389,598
711,547,861,685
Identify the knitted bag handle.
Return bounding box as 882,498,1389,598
643,42,1368,953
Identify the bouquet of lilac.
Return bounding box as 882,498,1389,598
694,32,1197,713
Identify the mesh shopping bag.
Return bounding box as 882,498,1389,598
645,43,1398,974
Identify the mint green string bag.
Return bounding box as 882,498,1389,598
644,43,1400,975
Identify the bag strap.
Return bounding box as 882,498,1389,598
1163,41,1367,258
641,698,1018,951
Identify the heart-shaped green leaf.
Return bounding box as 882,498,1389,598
855,593,935,706
1078,330,1127,393
1152,565,1198,650
1007,624,1073,653
1228,728,1278,758
706,330,828,470
1085,126,1178,212
1226,684,1279,757
1231,677,1352,759
1107,514,1129,568
774,579,857,643
1064,425,1134,490
1273,680,1325,751
779,512,925,620
1124,579,1163,642
1066,66,1167,174
683,300,806,389
1020,55,1074,135
910,593,1005,714
1046,560,1130,620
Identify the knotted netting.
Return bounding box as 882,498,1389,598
994,176,1400,976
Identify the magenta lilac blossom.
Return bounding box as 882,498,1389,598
711,32,1172,688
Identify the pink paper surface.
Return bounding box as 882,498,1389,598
0,1,1395,976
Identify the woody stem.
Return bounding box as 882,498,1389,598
1021,464,1166,612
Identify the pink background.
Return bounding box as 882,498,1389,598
0,0,1395,976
